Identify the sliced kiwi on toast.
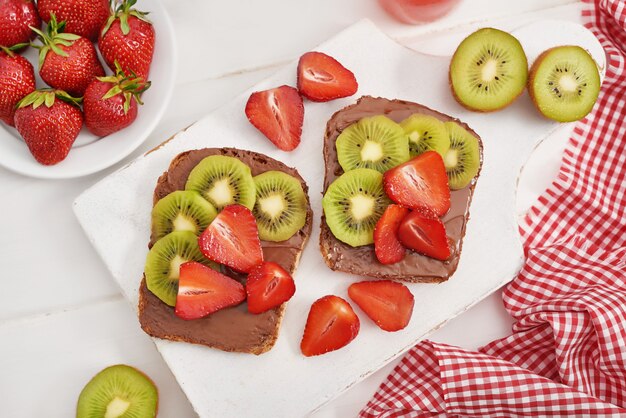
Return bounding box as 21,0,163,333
253,170,307,242
185,155,256,210
322,168,391,247
400,114,450,158
152,190,217,242
443,122,481,190
76,364,158,418
336,115,410,173
450,28,528,111
528,45,600,122
145,230,216,306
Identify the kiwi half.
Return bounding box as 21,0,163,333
76,364,158,418
151,190,217,242
335,115,409,173
185,155,256,211
450,28,528,111
322,168,391,247
253,170,307,242
145,230,216,306
443,122,481,190
400,114,450,158
529,46,600,122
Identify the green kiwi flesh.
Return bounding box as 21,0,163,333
322,168,391,247
335,115,410,173
151,190,217,242
450,28,528,111
400,114,450,158
185,155,256,211
529,45,600,122
76,364,158,418
145,230,216,306
443,122,481,190
253,170,307,242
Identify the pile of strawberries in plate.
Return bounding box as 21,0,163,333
0,0,155,165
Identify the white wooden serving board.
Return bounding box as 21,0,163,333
73,20,605,417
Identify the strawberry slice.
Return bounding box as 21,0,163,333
245,85,304,151
297,51,358,102
374,204,410,265
397,208,451,260
348,280,415,332
246,262,296,314
175,262,246,320
300,295,360,357
383,151,451,216
198,204,263,273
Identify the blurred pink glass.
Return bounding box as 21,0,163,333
378,0,461,24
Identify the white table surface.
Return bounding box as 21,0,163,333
0,1,583,416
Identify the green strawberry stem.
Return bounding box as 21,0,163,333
97,62,151,114
0,44,31,56
17,89,82,110
102,0,151,37
30,13,81,68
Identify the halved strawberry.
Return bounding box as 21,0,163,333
175,262,246,320
374,204,409,265
246,262,295,314
397,208,451,260
297,51,358,102
198,204,263,273
300,295,360,357
348,280,415,332
245,85,304,151
383,151,451,216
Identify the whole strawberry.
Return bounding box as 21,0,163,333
32,14,105,97
0,0,41,48
84,65,151,137
0,47,36,126
37,0,110,42
99,0,155,79
14,89,83,165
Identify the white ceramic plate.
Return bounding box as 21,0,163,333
0,0,176,179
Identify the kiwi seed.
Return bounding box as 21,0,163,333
185,155,256,211
400,114,450,158
449,28,528,111
145,230,217,306
528,45,600,122
76,364,158,418
151,190,217,242
335,115,410,173
442,122,481,190
253,170,308,242
322,168,391,247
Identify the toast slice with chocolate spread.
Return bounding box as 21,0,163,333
320,96,483,283
139,148,313,355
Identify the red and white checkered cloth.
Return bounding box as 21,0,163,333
361,0,626,416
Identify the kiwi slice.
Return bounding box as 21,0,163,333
145,230,216,306
449,28,528,111
335,115,410,173
322,168,391,247
185,155,256,211
253,171,307,242
400,114,450,158
528,46,600,122
76,364,158,418
443,122,481,190
151,190,217,242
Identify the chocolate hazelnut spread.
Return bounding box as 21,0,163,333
139,148,313,354
320,96,483,283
